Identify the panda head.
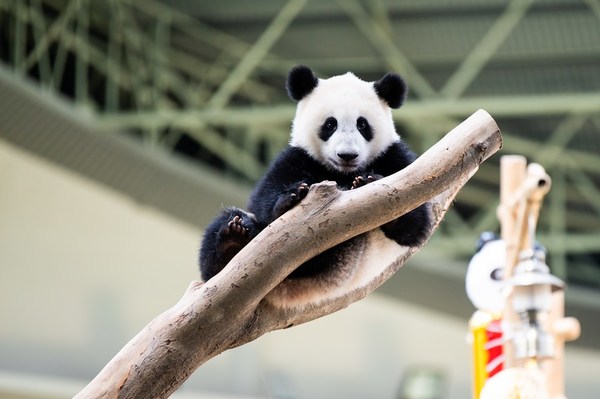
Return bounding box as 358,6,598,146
286,65,407,174
466,233,506,314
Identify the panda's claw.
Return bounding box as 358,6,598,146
298,182,309,193
223,215,248,238
351,176,365,189
294,183,310,200
352,173,382,189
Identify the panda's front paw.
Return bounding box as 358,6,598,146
351,173,383,189
273,183,310,218
290,182,310,202
217,215,250,245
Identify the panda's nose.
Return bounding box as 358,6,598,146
337,152,359,162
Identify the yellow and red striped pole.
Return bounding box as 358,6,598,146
470,311,504,399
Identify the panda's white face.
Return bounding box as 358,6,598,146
466,239,506,314
290,72,400,173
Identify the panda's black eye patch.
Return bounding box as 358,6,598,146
319,117,337,141
490,268,503,281
357,116,373,141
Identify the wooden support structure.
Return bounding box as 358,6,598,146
497,155,580,399
75,110,501,398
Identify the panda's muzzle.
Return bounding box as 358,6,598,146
332,152,361,172
337,152,359,162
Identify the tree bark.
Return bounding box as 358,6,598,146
75,109,502,398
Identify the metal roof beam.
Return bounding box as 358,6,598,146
430,232,600,257
337,0,437,98
205,0,307,110
22,0,78,72
583,0,600,20
96,93,600,129
440,0,535,98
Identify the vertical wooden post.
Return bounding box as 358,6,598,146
544,291,581,399
497,156,579,399
498,155,527,368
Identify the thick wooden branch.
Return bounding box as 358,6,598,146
76,109,502,399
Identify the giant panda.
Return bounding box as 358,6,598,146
200,65,432,308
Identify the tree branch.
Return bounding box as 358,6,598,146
75,109,502,398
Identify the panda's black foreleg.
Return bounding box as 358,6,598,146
380,202,432,247
199,207,261,281
351,172,432,247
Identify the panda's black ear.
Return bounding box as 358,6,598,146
286,65,319,101
373,72,407,109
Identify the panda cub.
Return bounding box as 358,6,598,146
200,65,431,307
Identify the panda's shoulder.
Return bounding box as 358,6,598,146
273,145,324,171
274,146,314,163
265,146,327,180
370,140,417,172
386,140,417,161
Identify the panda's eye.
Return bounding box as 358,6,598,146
325,118,337,131
357,118,367,130
356,116,373,141
319,117,338,141
490,268,503,281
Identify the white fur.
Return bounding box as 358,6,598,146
266,230,409,309
290,72,399,172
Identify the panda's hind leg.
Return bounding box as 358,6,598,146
199,208,261,281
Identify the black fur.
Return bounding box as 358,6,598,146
286,65,319,101
356,116,373,141
199,207,263,281
199,142,432,282
374,72,407,109
319,117,338,141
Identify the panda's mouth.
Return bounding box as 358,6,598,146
329,158,361,173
